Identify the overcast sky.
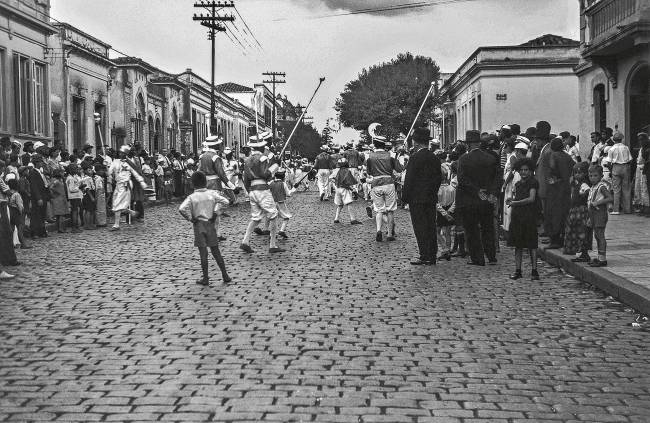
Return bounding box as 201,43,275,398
51,0,580,143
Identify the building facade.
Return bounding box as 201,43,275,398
0,0,56,146
440,34,581,148
217,82,275,137
576,0,650,156
49,22,114,153
109,57,185,154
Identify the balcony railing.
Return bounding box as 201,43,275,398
590,0,637,39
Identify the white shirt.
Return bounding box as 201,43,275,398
607,143,632,164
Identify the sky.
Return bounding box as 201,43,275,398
50,0,580,143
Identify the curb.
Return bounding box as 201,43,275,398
538,248,650,316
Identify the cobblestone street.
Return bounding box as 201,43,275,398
1,192,649,422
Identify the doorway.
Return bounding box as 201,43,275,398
627,64,649,153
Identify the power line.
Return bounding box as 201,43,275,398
272,0,479,21
234,6,264,50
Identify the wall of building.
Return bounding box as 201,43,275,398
577,53,649,158
0,0,55,145
450,67,579,140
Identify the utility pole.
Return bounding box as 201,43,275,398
262,71,286,142
193,1,235,136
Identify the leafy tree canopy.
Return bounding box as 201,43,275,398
278,120,322,160
335,52,440,141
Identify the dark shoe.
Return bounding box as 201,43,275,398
221,212,230,218
350,220,362,225
278,231,288,239
239,243,253,253
386,236,396,242
546,244,562,250
20,244,33,249
217,235,227,241
253,227,263,235
531,270,540,280
488,259,498,265
108,227,119,232
467,261,485,266
438,252,451,261
571,254,591,263
222,275,232,284
269,247,285,253
410,258,431,265
366,206,373,218
540,238,550,244
320,193,324,201
196,278,209,286
333,220,340,223
588,259,607,267
375,231,382,242
8,261,22,266
509,270,522,280
261,230,270,236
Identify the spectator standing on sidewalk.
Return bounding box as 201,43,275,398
607,131,632,214
0,161,18,272
545,137,575,249
633,132,650,215
28,154,50,238
640,132,650,217
7,179,30,249
49,169,68,233
564,161,592,262
506,158,540,281
587,164,614,267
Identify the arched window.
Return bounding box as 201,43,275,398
154,117,161,152
593,84,606,133
170,106,178,149
135,93,145,142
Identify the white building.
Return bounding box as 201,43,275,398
440,34,581,148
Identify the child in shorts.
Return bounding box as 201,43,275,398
330,157,361,225
179,171,231,286
269,168,296,239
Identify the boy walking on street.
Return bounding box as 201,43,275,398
179,171,232,286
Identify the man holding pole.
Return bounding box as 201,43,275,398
314,146,332,201
240,131,285,254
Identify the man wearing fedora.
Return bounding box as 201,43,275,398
456,130,499,266
402,128,442,265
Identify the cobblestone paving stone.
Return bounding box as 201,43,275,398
1,191,649,422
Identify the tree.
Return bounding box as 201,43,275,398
335,52,440,141
277,120,322,160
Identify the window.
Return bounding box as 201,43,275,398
12,54,48,135
32,62,46,135
72,97,85,149
593,84,607,133
477,95,482,130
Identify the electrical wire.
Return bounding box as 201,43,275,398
273,0,479,21
234,6,264,50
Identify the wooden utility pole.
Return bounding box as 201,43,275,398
262,71,286,142
193,1,235,135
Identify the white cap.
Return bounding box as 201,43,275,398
514,142,529,150
249,131,272,147
205,135,223,146
119,144,131,153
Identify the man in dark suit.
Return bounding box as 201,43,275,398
29,153,50,238
457,130,500,266
402,128,442,265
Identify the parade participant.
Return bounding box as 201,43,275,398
402,128,442,264
366,123,402,242
128,144,146,222
179,171,231,286
223,148,239,204
330,157,362,225
269,168,296,239
456,130,499,266
506,158,540,280
108,145,147,231
314,146,332,201
240,131,284,254
198,135,233,240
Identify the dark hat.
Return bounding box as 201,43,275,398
559,131,570,138
524,127,536,139
31,153,44,163
82,143,94,151
23,141,34,151
0,136,10,145
80,160,93,170
412,127,432,145
465,130,481,144
510,124,521,135
550,137,564,151
535,121,551,140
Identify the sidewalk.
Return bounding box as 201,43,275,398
539,213,650,315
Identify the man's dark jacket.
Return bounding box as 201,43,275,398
456,148,499,208
402,147,442,204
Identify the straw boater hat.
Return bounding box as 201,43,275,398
119,144,131,153
248,130,271,148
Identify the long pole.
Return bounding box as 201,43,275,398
210,3,216,135
278,77,325,158
404,81,435,147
